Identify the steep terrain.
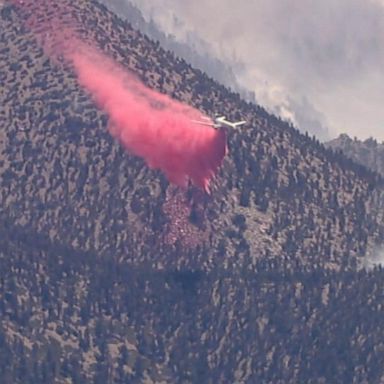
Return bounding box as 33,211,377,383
327,134,384,177
99,0,247,99
1,1,384,382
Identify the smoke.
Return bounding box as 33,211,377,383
13,0,226,192
125,0,384,141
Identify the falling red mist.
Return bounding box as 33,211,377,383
12,0,227,193
69,47,227,192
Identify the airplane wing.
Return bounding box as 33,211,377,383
191,115,246,129
232,120,246,127
217,118,246,129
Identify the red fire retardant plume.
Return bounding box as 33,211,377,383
11,0,227,192
68,46,227,192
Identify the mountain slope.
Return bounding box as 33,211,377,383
1,0,384,382
1,0,382,269
2,224,384,383
327,133,384,177
99,0,249,99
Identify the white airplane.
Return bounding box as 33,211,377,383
192,115,246,129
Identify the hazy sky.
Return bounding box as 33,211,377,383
128,0,384,141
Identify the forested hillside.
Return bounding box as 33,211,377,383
327,134,384,177
99,0,246,98
1,0,384,382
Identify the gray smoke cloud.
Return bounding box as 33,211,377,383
125,0,384,141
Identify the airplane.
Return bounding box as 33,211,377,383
192,115,246,129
